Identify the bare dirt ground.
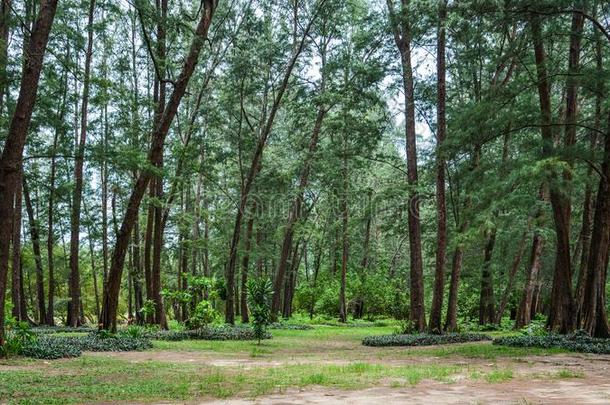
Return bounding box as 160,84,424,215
86,344,610,404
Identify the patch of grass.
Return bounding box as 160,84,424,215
554,369,585,379
408,342,565,359
484,368,513,383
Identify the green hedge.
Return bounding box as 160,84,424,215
30,326,95,335
146,325,271,341
362,333,491,347
493,330,610,354
21,333,152,359
268,323,314,330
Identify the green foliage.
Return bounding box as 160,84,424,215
30,325,95,335
247,277,274,343
493,330,610,354
268,322,314,330
21,336,82,359
146,325,271,341
139,299,156,318
185,300,221,329
362,333,492,347
0,318,36,357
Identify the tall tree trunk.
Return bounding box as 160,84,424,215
581,110,610,338
68,0,96,327
429,0,447,334
0,0,59,345
574,26,603,325
23,177,46,323
531,15,576,333
100,1,217,332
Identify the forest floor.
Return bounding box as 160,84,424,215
1,326,609,404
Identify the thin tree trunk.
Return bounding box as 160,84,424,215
68,0,95,327
496,226,528,324
0,0,59,344
240,202,255,323
338,156,349,323
23,177,46,323
11,168,23,320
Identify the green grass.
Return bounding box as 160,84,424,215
0,325,575,404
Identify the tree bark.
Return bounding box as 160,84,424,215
100,0,217,331
0,0,59,345
240,202,256,323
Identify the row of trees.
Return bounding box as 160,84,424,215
0,0,609,346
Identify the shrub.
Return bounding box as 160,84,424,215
0,318,37,357
185,300,220,329
146,325,271,341
268,322,314,330
21,336,82,359
247,277,274,343
362,333,492,347
21,333,152,359
493,330,610,354
30,325,95,335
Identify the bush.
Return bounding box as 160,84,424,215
362,333,492,347
268,322,314,330
1,319,37,357
21,336,82,359
185,300,220,329
493,330,610,354
20,333,152,359
30,325,95,335
146,325,271,341
247,277,274,343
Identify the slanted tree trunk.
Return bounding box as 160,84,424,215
496,227,528,324
100,0,217,332
225,8,320,324
68,0,95,327
272,108,326,318
23,177,46,323
429,0,447,334
0,0,59,345
515,230,544,329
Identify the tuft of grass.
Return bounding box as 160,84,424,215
484,369,513,383
554,369,585,379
